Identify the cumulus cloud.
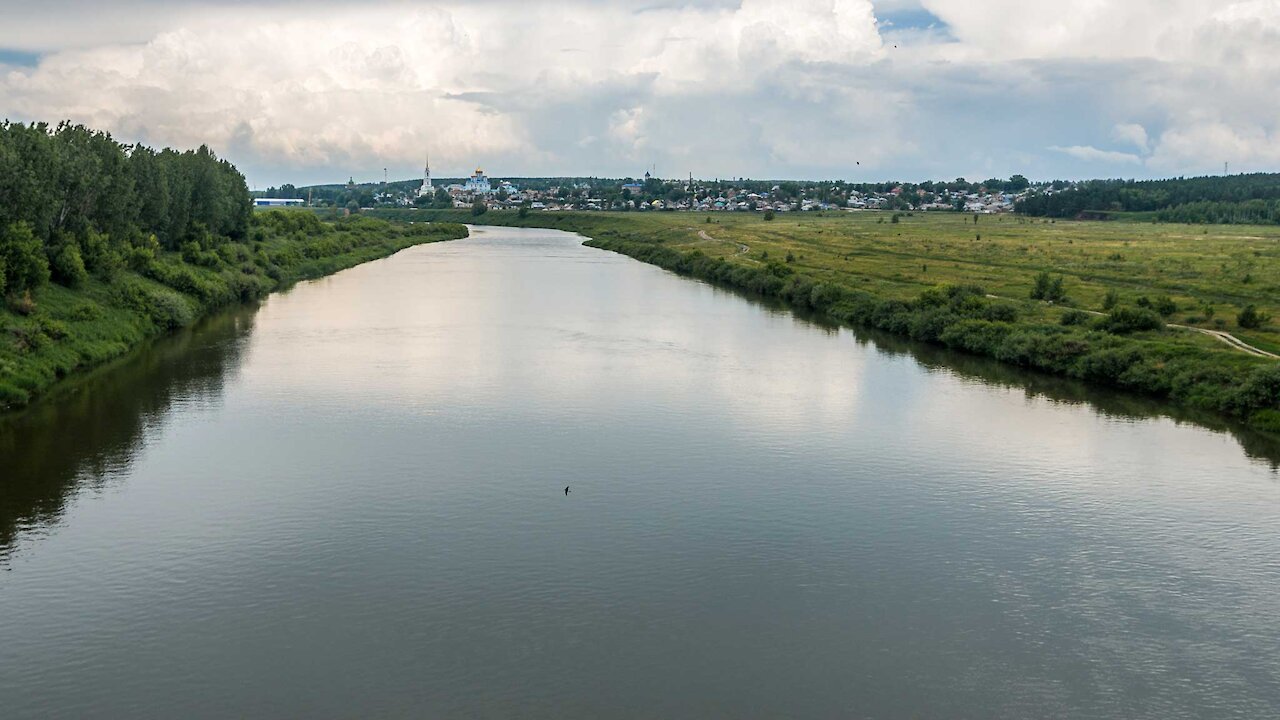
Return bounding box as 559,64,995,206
0,0,1277,184
1111,124,1149,153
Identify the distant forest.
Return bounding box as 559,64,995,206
1016,173,1280,224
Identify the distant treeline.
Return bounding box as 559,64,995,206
0,121,251,297
1016,173,1280,224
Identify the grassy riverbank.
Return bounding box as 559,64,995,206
0,211,467,410
387,208,1280,429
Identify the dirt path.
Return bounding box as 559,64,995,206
1167,324,1279,358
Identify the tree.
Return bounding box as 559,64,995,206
471,199,488,216
1238,304,1269,329
0,221,50,294
1030,271,1067,302
50,242,88,287
763,209,775,221
433,187,451,209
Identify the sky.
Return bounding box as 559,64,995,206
1,0,1277,188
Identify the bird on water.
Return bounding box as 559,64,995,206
564,486,570,495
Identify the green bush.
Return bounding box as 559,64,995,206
1060,309,1091,326
1102,288,1120,310
1097,307,1164,334
1,221,51,294
0,380,29,408
1030,271,1067,302
35,315,69,340
50,243,89,287
1237,304,1269,329
69,302,102,321
1250,409,1280,433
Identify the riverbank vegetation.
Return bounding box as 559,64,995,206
393,208,1280,428
0,121,466,410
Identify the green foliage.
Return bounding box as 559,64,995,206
1102,288,1120,310
763,209,775,221
50,243,88,287
1,222,51,294
1250,409,1280,433
1153,295,1178,317
471,199,488,216
1030,271,1067,302
68,302,101,321
1016,173,1280,224
1098,307,1165,334
1060,309,1091,326
1237,304,1269,329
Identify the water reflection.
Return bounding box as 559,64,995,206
0,309,255,556
703,280,1280,470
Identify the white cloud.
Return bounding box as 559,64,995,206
0,0,1276,183
1111,123,1149,153
1048,146,1143,165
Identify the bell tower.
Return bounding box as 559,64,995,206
419,153,433,198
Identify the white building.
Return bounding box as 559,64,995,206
417,154,433,198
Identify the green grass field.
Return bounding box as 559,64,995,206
581,211,1280,340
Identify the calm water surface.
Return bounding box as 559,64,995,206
2,226,1279,718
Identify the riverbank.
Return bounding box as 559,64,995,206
389,208,1280,430
0,212,467,411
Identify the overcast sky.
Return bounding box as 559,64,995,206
2,0,1277,187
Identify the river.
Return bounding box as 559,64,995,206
2,225,1278,718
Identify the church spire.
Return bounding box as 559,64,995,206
419,152,433,198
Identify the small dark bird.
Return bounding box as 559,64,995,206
564,486,570,495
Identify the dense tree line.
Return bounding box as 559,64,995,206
1016,173,1280,223
0,121,251,296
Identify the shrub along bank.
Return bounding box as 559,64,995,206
396,209,1280,429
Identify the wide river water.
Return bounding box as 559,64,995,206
2,225,1279,718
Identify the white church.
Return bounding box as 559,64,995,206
417,155,434,199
